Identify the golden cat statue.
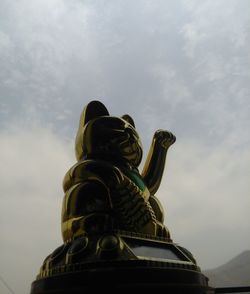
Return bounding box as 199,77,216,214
61,100,176,242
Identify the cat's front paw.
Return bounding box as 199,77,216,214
154,130,176,149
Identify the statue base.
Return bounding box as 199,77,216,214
31,231,214,293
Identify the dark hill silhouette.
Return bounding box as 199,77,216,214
203,250,250,287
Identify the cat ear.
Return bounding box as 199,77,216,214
121,114,135,128
80,100,109,126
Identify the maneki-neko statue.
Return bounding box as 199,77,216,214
62,100,175,242
31,101,212,293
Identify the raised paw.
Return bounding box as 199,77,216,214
154,130,176,149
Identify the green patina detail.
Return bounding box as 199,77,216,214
124,169,146,192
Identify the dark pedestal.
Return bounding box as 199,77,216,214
31,232,214,294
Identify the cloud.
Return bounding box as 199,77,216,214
0,126,74,294
180,0,250,138
182,0,250,54
0,0,249,146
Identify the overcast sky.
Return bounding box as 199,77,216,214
0,0,250,293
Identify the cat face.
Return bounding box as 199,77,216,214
75,101,143,167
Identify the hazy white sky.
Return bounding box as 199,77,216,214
0,0,250,293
